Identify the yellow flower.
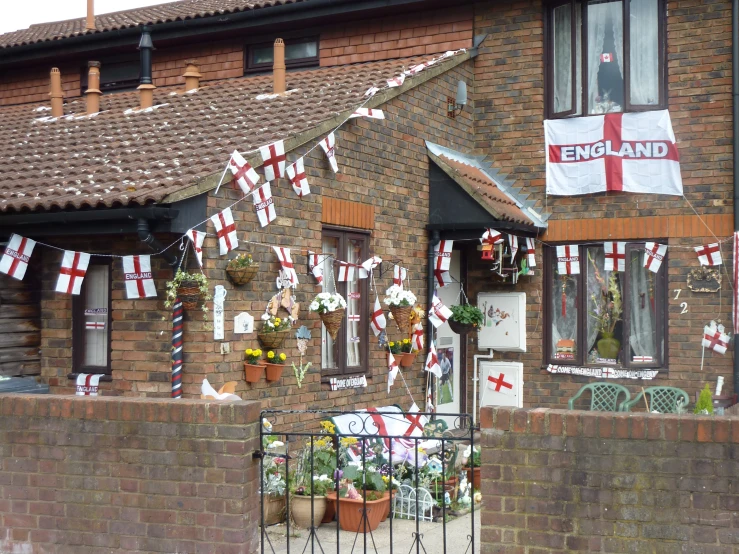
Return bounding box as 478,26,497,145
389,342,395,347
267,351,275,359
246,348,253,355
320,421,336,434
403,338,410,344
255,349,262,356
279,353,287,361
275,318,281,325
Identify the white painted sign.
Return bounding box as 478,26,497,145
234,312,254,334
547,365,658,380
213,285,227,341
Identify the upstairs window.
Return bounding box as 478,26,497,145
547,0,665,118
245,37,319,73
79,55,139,95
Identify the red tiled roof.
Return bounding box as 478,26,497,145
438,155,533,226
0,55,436,213
0,0,303,49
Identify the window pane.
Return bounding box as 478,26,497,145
551,256,579,361
286,41,317,60
628,250,658,362
585,247,623,364
629,0,660,105
252,46,273,65
587,0,624,114
83,265,109,367
321,237,339,370
346,239,363,368
553,4,573,113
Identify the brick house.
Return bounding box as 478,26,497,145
0,0,734,419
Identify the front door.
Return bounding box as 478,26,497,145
435,250,461,425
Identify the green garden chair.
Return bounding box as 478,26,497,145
622,386,689,413
568,382,631,412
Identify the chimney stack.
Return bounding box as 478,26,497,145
183,60,202,92
273,38,286,95
137,26,156,109
49,68,64,117
86,0,95,31
85,61,102,114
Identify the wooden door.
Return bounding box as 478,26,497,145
0,265,41,377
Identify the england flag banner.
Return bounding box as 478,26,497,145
695,243,722,266
0,234,36,281
702,322,730,355
370,296,387,336
308,251,323,284
604,241,626,271
259,140,286,181
525,238,537,267
273,247,298,287
556,245,580,275
253,183,277,227
186,229,205,267
425,342,442,378
55,251,90,295
228,150,260,194
286,158,310,198
428,294,452,328
644,242,667,273
123,255,157,299
320,132,339,173
545,110,682,196
211,207,238,254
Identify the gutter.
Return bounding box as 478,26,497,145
733,0,739,397
0,206,176,226
137,219,179,268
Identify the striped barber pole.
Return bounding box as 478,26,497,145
171,298,183,398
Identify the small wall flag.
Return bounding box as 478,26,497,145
320,132,339,173
644,242,667,273
273,247,298,287
428,294,452,328
286,158,310,198
425,342,441,378
259,140,286,181
337,261,355,282
370,296,387,336
525,238,537,267
0,234,36,281
55,251,90,295
254,183,277,227
186,229,205,267
228,150,260,194
387,352,399,393
308,251,323,284
211,208,238,255
702,321,730,355
123,255,157,299
412,322,424,351
695,243,722,266
604,242,626,272
508,234,519,262
393,265,407,288
556,245,580,275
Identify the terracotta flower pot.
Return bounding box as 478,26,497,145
244,363,264,383
399,352,416,368
265,363,284,382
466,467,480,491
262,495,286,526
290,494,326,529
322,494,336,523
331,492,388,533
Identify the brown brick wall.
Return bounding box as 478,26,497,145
480,406,739,553
0,64,81,108
320,7,473,66
0,394,261,554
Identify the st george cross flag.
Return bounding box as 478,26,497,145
320,132,339,173
350,108,385,119
387,353,399,393
0,234,36,281
55,251,90,295
286,158,310,198
393,265,407,288
695,243,722,266
361,256,382,275
365,86,379,97
525,237,537,267
253,183,277,227
481,228,503,245
600,52,613,63
556,245,580,275
604,241,626,272
545,110,682,196
428,294,452,328
370,296,387,336
337,261,355,282
433,240,453,287
186,229,205,267
259,140,286,181
387,74,405,88
308,251,323,284
228,150,260,194
702,322,730,355
508,234,519,262
487,370,515,395
426,385,434,413
644,242,667,273
411,322,424,351
211,207,238,254
123,255,157,299
85,321,105,330
76,373,102,396
425,342,442,378
273,246,298,287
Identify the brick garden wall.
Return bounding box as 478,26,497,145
480,406,739,553
0,394,261,554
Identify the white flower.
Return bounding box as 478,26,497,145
309,301,320,311
268,441,284,449
261,313,270,321
318,292,331,299
463,445,472,459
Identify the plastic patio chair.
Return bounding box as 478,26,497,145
567,382,631,412
622,386,690,413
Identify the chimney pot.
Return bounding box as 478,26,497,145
137,26,156,109
183,60,202,92
273,38,286,95
49,68,64,118
85,61,102,115
86,0,95,30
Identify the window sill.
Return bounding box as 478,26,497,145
67,373,113,381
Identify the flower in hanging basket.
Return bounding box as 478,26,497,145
309,292,347,314
245,348,263,364
383,285,417,307
260,315,291,334
226,253,259,285
227,253,255,270
449,304,484,327
165,269,212,314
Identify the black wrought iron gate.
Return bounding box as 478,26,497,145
255,409,477,554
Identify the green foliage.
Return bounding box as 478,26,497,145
694,384,714,415
164,269,211,314
450,304,484,327
226,253,254,269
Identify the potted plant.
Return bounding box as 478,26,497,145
309,292,347,340
265,351,287,382
384,285,417,334
399,338,416,367
165,269,211,313
448,303,484,335
290,476,332,529
694,384,714,415
226,253,258,286
463,445,481,490
331,463,389,533
258,315,291,349
262,448,287,526
244,348,264,383
588,252,623,360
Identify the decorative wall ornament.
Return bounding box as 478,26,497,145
688,266,721,292
234,312,254,334
329,374,368,391
546,364,658,380
213,285,227,341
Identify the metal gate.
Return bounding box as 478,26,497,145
256,409,477,554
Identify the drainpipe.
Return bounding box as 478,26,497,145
427,229,441,409
137,219,179,268
733,0,739,397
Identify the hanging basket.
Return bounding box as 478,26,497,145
399,352,417,368
448,319,476,335
226,265,258,286
258,328,289,349
319,309,345,340
177,280,204,311
389,305,413,334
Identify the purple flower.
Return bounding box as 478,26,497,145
334,469,343,481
